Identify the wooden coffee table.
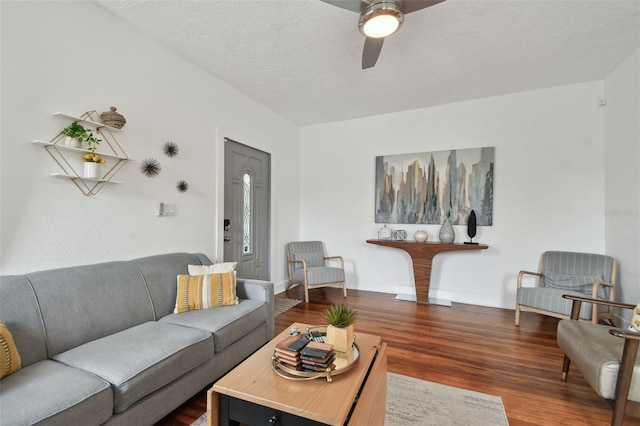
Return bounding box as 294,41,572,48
207,322,387,426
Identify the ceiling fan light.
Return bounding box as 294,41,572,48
359,2,404,38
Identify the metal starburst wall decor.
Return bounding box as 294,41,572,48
163,141,179,157
140,158,161,177
176,180,189,192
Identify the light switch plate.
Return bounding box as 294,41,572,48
157,202,177,216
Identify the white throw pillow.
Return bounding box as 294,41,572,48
188,262,237,275
629,300,640,332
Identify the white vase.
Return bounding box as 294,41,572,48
414,229,428,242
83,162,101,179
64,136,82,149
439,217,455,243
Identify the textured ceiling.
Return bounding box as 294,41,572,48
95,0,640,126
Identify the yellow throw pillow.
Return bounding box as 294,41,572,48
0,321,21,379
174,272,239,313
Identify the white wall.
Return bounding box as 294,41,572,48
604,49,640,323
300,82,608,309
0,1,300,285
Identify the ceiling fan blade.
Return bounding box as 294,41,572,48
362,37,384,69
400,0,445,14
320,0,365,13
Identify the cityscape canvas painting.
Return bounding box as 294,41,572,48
375,147,494,226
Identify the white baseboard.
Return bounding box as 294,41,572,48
394,293,451,306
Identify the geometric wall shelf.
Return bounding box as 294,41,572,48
32,111,130,196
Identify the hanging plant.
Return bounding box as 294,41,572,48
140,158,161,177
176,180,189,192
163,141,179,157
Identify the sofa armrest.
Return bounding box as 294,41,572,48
236,279,275,339
562,294,635,320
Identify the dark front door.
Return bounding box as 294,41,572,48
223,138,270,280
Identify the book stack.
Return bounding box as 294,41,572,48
274,335,309,370
300,341,335,372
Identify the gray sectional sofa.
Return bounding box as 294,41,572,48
0,252,274,425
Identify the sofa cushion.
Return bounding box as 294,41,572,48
131,252,212,320
0,275,49,367
161,299,266,352
53,321,213,413
26,261,156,357
174,272,239,313
0,321,21,378
0,359,112,425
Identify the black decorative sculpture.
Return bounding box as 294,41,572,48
465,210,479,245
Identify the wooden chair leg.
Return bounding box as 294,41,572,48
611,339,639,426
304,285,309,303
515,304,521,326
342,282,347,298
562,355,571,381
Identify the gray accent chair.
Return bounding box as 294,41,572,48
515,251,617,325
557,294,640,426
286,241,347,303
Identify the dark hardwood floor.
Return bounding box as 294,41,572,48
156,287,640,426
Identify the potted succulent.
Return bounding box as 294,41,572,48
323,304,357,352
61,122,101,152
82,153,105,179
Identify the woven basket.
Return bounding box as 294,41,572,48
100,106,126,129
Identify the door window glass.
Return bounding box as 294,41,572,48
243,172,252,254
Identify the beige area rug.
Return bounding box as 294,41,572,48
192,372,508,425
274,297,302,316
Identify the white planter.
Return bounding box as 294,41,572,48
83,162,101,179
64,136,82,149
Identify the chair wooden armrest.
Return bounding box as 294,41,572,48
562,294,635,320
609,328,640,341
324,255,344,268
595,280,616,288
517,270,542,289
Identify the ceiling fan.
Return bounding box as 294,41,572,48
321,0,445,69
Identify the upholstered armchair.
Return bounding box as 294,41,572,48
286,241,347,303
557,294,640,426
515,251,617,326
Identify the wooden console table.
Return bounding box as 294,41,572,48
366,239,488,304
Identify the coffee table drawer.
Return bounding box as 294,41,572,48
222,395,326,426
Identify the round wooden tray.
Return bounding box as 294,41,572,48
271,328,359,382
